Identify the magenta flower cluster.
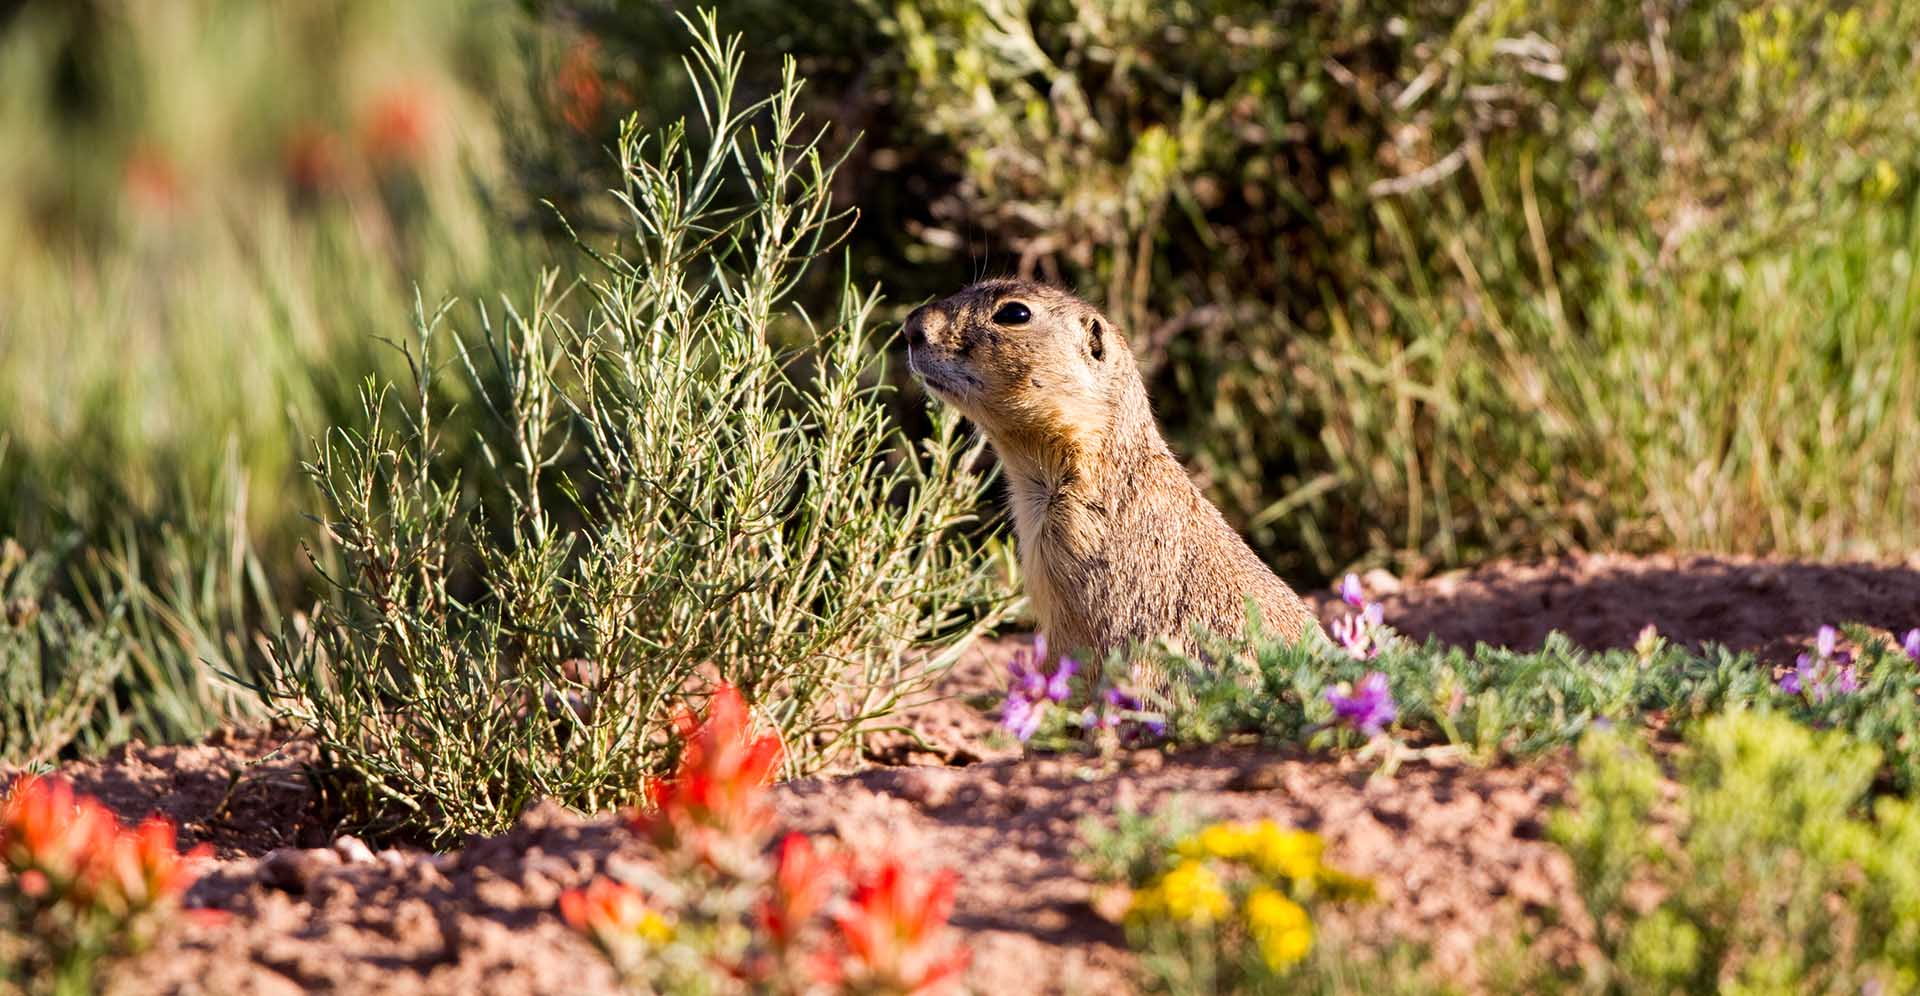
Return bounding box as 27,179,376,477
1002,636,1077,741
1330,573,1387,660
1778,625,1859,702
1325,672,1398,737
1905,628,1920,664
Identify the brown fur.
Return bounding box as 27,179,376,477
904,279,1317,659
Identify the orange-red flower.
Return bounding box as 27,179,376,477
831,858,969,995
121,146,181,217
361,83,438,166
2,775,118,887
760,832,839,947
632,684,785,860
554,38,605,134
283,124,344,194
3,775,208,915
88,816,210,914
559,877,673,947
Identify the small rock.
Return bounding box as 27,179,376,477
259,847,341,894
1226,762,1288,792
333,836,375,864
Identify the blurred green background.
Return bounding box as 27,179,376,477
2,0,1915,758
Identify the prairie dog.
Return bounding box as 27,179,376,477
905,279,1317,659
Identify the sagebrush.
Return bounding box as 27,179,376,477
265,17,1006,843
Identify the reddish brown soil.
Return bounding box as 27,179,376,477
7,553,1914,994
1316,551,1920,661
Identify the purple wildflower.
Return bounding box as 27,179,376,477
1779,627,1859,703
1001,637,1079,741
1902,628,1920,664
1002,693,1043,741
1094,687,1166,739
1329,576,1390,660
1325,671,1397,737
1338,573,1366,608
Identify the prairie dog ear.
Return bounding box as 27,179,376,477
1085,315,1105,361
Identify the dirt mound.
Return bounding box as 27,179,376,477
1312,552,1920,660
2,727,328,859
16,553,1912,994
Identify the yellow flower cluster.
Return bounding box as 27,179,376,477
1176,820,1323,881
1130,858,1232,926
1128,820,1377,974
1244,886,1314,970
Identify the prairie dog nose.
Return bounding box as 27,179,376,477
903,304,931,348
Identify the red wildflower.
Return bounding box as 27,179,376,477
832,858,969,995
632,684,785,860
361,83,438,166
559,877,672,947
3,776,207,916
121,146,182,217
760,832,840,947
283,124,344,194
554,38,605,134
1,776,118,887
88,816,210,914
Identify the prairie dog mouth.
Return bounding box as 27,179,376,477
907,344,973,397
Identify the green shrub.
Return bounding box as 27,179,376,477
263,18,1006,843
1549,712,1920,994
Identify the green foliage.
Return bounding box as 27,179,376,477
264,18,1006,844
1547,713,1920,995
841,0,1920,577
0,0,565,755
0,0,547,568
1134,615,1920,789
0,541,128,767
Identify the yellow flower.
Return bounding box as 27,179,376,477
1869,159,1900,199
635,911,673,945
1244,887,1314,970
1249,823,1323,882
1138,859,1231,926
1177,823,1255,861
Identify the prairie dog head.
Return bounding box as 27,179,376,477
903,280,1136,454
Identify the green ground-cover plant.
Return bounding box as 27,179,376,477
264,17,1007,844
1004,579,1920,791
1541,712,1920,994
1080,714,1920,995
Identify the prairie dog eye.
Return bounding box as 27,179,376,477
991,301,1032,325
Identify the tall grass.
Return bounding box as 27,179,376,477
843,0,1920,578
1291,194,1920,571
0,0,562,753
0,0,546,567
